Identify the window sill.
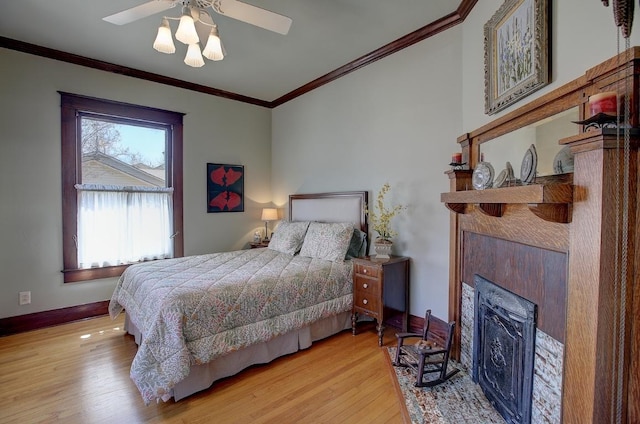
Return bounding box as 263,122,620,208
62,264,130,283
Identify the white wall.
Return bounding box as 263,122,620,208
0,48,271,319
273,29,463,319
272,0,640,320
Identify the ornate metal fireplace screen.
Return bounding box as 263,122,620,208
473,275,537,424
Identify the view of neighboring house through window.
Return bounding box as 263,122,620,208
78,118,172,268
61,93,184,283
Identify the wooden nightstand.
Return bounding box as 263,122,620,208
249,241,270,248
351,255,410,346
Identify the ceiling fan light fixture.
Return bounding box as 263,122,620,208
202,26,224,61
184,43,205,67
175,7,199,45
153,18,176,54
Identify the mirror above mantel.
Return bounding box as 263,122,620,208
444,47,640,225
479,107,579,179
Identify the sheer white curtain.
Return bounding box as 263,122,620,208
76,184,174,269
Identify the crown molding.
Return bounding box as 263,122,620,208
0,0,477,108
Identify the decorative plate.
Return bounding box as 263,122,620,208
553,146,574,174
472,162,495,190
493,169,507,188
506,161,514,180
520,144,538,184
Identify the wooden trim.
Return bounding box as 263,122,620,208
60,92,184,282
63,265,130,283
0,301,109,337
0,36,271,109
0,1,477,109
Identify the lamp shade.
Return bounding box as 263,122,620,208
184,43,205,67
175,10,199,45
261,208,278,221
153,18,176,54
202,26,224,61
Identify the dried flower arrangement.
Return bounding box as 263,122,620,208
366,183,406,242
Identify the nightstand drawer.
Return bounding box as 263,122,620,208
354,275,381,293
354,263,380,278
353,290,381,314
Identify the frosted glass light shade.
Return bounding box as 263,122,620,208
261,208,278,221
153,19,175,54
175,13,199,45
184,44,205,67
202,27,224,61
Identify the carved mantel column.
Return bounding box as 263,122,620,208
445,169,472,360
561,129,638,423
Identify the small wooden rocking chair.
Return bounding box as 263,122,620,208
393,309,459,387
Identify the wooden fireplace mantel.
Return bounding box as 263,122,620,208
443,48,640,423
441,182,573,223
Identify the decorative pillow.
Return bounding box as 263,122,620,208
345,228,367,259
299,222,354,262
267,221,310,255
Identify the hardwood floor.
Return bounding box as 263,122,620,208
0,315,409,424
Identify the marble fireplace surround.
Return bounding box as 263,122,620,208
458,233,565,424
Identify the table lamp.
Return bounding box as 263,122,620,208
261,208,278,241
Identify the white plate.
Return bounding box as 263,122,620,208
473,162,495,190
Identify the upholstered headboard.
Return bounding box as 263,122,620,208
289,191,368,235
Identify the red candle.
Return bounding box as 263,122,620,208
452,153,462,163
589,92,617,116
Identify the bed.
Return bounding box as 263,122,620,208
109,191,368,404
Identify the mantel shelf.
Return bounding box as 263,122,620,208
440,183,573,223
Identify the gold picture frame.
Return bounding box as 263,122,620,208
484,0,550,115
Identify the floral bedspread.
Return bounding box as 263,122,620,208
109,248,353,404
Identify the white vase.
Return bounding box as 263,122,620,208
374,240,392,259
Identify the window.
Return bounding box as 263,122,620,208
61,93,184,282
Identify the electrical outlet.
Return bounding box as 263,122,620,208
19,291,31,305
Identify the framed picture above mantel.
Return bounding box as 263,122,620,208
484,0,550,115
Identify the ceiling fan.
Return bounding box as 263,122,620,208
103,0,292,67
103,0,292,35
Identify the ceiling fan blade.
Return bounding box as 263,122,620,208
212,0,292,35
103,1,176,25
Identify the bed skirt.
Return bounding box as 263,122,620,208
124,311,352,401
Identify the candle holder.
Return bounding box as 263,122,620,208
572,112,619,131
449,162,467,170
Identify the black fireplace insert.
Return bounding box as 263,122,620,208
473,274,537,424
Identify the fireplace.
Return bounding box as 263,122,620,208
473,274,537,424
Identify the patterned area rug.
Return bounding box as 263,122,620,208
385,348,505,424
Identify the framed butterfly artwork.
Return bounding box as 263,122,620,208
206,163,244,213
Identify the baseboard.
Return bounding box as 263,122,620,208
0,300,109,337
0,302,450,339
384,311,448,340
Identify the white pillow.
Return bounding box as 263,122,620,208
267,221,310,255
298,222,354,262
